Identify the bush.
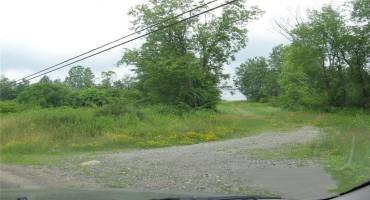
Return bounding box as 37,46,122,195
69,88,141,108
0,101,28,113
17,83,71,107
71,88,109,107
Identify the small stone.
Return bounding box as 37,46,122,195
80,160,101,166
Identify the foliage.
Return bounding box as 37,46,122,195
277,43,328,109
113,75,136,89
129,54,220,109
38,76,52,84
235,1,369,109
113,75,136,90
282,4,369,108
235,57,278,102
64,65,95,89
17,83,71,107
119,0,261,109
69,88,110,107
0,74,141,109
100,71,116,88
0,101,28,113
0,76,28,101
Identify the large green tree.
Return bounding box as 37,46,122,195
118,0,261,109
64,65,95,89
276,2,369,108
235,57,270,101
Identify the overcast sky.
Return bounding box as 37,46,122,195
0,0,345,100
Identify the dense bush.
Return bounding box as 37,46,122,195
17,83,71,107
69,88,109,107
69,88,141,108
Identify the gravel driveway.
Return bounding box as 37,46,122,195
1,126,337,200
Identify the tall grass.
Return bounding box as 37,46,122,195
0,103,295,155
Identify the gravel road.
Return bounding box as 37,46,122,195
0,126,337,200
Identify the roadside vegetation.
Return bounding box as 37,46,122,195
0,0,369,194
0,101,369,192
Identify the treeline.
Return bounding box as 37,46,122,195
235,0,369,109
0,66,138,111
1,0,367,112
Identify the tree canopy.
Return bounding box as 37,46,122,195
64,65,95,89
118,0,261,109
235,0,369,109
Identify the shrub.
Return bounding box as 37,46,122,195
0,101,28,113
17,83,71,107
71,88,109,107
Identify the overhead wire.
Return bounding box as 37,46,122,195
16,0,220,83
18,0,239,82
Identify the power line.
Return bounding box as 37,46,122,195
19,0,239,83
16,0,219,82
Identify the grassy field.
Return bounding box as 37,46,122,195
0,101,369,192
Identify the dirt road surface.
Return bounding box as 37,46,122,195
0,126,337,199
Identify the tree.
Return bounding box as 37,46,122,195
38,75,52,84
0,75,29,101
113,75,136,89
344,0,370,106
269,44,286,71
0,76,17,100
278,43,329,109
268,2,369,109
235,57,271,101
118,0,261,109
350,0,370,22
100,71,116,88
65,66,95,89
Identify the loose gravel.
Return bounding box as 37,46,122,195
1,126,337,199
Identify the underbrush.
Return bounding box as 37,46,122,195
0,102,298,155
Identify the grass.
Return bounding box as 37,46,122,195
0,102,301,157
0,101,369,193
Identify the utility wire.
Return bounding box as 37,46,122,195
19,0,239,82
16,0,219,82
